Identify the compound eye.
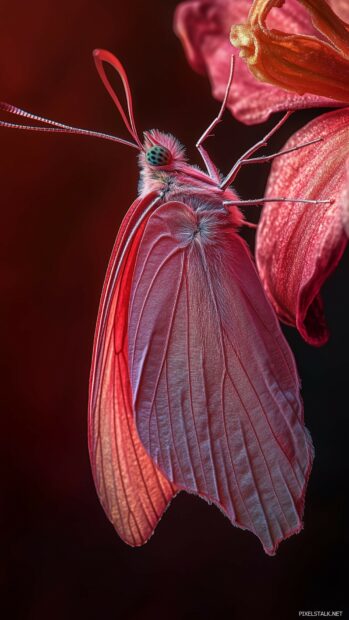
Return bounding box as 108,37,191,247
146,145,172,167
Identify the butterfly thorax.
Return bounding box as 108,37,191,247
138,129,242,228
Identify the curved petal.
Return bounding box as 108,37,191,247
256,108,349,346
128,201,313,556
231,0,349,104
88,193,177,546
174,0,342,125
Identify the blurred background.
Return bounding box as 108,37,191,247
1,1,348,618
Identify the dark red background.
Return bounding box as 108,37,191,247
1,1,348,618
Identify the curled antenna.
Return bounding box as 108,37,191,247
93,49,144,151
0,50,145,151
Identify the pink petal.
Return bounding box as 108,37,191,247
330,0,349,22
128,201,313,555
174,0,344,124
341,160,349,237
256,108,349,346
89,193,176,546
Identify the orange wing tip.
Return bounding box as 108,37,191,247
107,489,180,548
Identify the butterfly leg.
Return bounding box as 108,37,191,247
238,137,322,168
219,111,295,190
195,55,235,182
224,197,333,208
221,136,324,191
224,196,333,229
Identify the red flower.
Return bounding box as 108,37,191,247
230,0,349,104
175,0,349,344
175,0,348,124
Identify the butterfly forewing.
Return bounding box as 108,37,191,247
88,193,176,546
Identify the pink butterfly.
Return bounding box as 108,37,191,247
0,49,320,555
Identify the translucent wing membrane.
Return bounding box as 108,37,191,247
89,193,176,545
128,201,313,555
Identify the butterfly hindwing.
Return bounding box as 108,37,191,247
128,200,314,555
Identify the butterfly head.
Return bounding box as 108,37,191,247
138,130,187,195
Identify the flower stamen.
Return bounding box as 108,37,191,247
230,0,349,102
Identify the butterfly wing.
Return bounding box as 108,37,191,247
88,192,176,546
128,200,314,555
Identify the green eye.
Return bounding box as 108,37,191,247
146,145,172,166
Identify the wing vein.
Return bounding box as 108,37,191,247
185,261,209,489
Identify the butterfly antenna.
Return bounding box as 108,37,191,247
93,49,144,151
0,50,145,151
0,102,141,149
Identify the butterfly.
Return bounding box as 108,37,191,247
0,49,323,555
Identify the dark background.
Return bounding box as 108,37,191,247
1,1,348,618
